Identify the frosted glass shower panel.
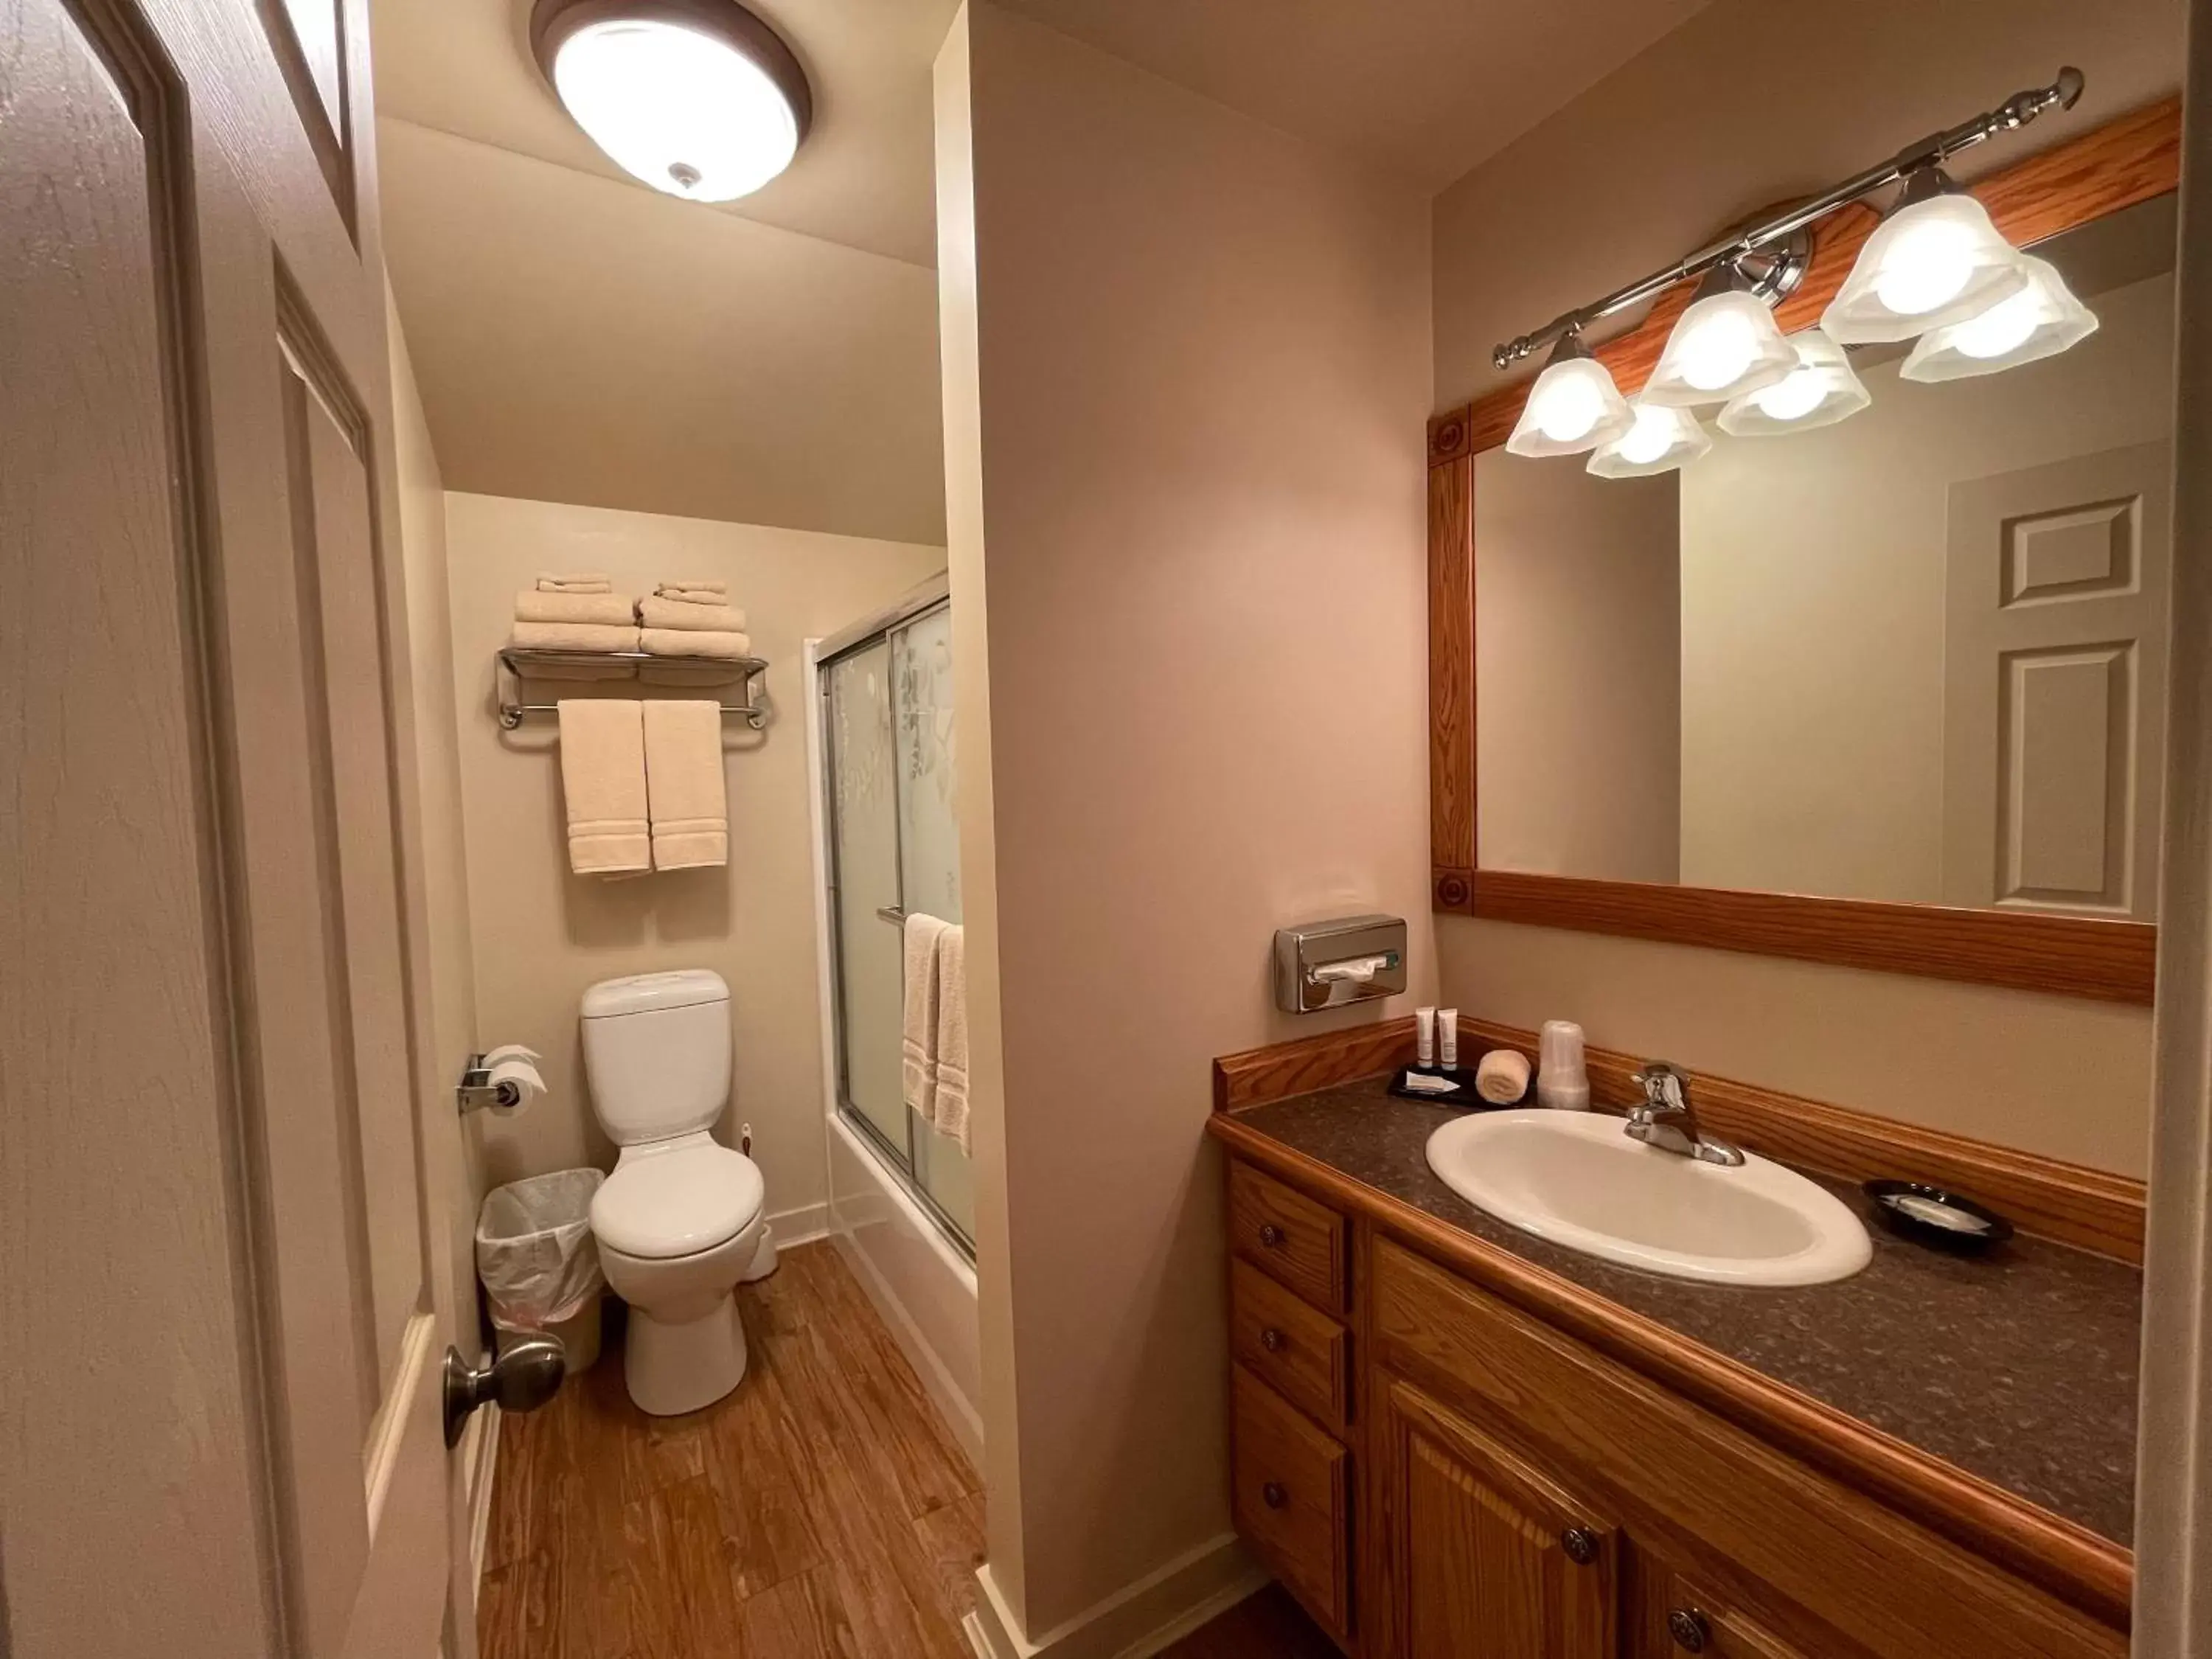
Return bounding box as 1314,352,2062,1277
828,641,907,1151
893,605,962,925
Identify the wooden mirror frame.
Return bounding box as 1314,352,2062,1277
1427,97,2180,1005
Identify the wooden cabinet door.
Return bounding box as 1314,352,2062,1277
1374,1374,1621,1659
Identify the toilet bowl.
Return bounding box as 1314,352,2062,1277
581,970,767,1416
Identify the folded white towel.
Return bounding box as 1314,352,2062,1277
639,596,749,633
639,627,751,660
902,913,950,1122
557,700,649,876
515,589,637,627
655,579,726,598
537,572,612,594
510,619,638,649
933,924,970,1153
642,701,726,870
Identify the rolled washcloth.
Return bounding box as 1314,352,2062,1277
509,620,641,653
515,589,637,626
639,627,752,660
1475,1048,1531,1105
638,596,748,633
536,571,613,593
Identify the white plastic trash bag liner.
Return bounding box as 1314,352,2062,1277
476,1169,606,1331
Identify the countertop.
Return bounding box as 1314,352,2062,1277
1227,1075,2141,1547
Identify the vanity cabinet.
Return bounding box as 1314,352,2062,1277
1220,1150,2128,1659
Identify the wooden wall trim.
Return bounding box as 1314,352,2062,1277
1208,1115,2135,1627
1423,97,2181,1006
1468,868,2157,1006
1210,1013,2146,1260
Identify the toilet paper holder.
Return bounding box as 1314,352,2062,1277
456,1052,528,1116
1273,914,1408,1013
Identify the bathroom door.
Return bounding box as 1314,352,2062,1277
1,1,472,1655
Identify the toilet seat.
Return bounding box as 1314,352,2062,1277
592,1134,765,1259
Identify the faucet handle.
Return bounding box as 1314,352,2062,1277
1633,1060,1687,1113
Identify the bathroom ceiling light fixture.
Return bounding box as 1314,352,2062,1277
1586,401,1711,479
1504,330,1635,458
1899,254,2099,381
1489,66,2084,375
1640,261,1801,407
531,0,813,204
1821,170,2029,343
1716,327,1871,436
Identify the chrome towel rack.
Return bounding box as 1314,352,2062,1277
495,646,769,730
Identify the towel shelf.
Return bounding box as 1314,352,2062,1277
495,647,770,731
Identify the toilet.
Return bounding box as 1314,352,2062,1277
582,969,768,1416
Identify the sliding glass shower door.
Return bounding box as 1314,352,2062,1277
823,594,974,1250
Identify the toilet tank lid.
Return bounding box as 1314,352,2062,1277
581,969,730,1019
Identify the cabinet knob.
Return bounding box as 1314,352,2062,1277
1259,1326,1285,1353
1258,1223,1286,1248
1559,1526,1599,1565
1667,1608,1710,1652
1262,1481,1288,1509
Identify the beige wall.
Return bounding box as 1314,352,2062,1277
1433,0,2185,410
1432,0,2182,1179
388,291,485,1337
443,491,942,1219
1476,450,1680,883
944,3,1435,1634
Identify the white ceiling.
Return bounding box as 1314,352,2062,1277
991,0,1717,190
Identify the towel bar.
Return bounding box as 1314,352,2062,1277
496,646,769,730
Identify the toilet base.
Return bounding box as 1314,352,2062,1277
624,1289,748,1416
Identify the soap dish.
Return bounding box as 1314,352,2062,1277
1388,1066,1489,1106
1863,1181,2015,1255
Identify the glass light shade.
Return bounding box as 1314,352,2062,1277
1641,289,1799,407
1586,401,1711,478
1716,328,1871,436
552,18,801,202
1505,353,1635,457
1822,192,2030,344
1899,255,2099,381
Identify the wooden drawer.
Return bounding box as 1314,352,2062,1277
1229,1257,1349,1433
1228,1158,1346,1313
1230,1363,1349,1641
1368,1238,2124,1659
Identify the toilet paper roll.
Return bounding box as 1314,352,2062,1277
487,1056,546,1116
482,1043,542,1069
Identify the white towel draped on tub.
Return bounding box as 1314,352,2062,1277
933,924,970,1154
557,700,650,876
641,700,728,869
902,912,949,1122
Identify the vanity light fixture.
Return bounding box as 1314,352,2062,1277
1586,401,1710,479
1504,330,1636,458
1716,328,1871,436
1899,254,2099,380
530,0,813,204
1822,170,2030,343
1641,262,1801,407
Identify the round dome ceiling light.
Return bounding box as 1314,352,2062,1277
530,0,813,204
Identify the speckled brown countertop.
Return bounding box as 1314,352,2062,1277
1229,1075,2141,1546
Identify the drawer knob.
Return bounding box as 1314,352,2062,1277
1560,1526,1599,1565
1258,1223,1286,1248
1262,1481,1288,1510
1259,1326,1285,1353
1667,1608,1710,1652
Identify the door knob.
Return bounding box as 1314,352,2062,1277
1667,1607,1711,1652
442,1338,566,1447
1560,1526,1600,1565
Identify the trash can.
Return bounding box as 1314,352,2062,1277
476,1169,608,1374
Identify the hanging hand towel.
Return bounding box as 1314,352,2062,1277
639,627,752,660
557,700,650,876
515,589,637,626
642,700,728,870
933,924,970,1154
639,596,749,633
902,912,949,1121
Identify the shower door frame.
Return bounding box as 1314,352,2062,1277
814,572,975,1257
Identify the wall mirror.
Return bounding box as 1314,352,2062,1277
1427,100,2180,1003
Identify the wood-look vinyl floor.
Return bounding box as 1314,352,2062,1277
477,1239,1335,1659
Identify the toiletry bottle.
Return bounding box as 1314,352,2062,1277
1537,1019,1591,1111
1438,1008,1459,1073
1415,1006,1436,1071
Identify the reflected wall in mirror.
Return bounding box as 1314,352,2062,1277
1476,192,2177,924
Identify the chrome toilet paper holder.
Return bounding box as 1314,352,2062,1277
456,1053,526,1117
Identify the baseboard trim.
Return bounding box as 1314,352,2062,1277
967,1534,1264,1659
768,1200,832,1251
465,1396,501,1597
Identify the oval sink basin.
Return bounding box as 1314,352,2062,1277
1425,1110,1871,1287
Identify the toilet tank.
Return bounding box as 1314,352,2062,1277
580,970,732,1145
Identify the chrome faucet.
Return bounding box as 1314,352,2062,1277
1626,1061,1744,1166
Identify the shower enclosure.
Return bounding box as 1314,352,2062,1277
817,575,974,1253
